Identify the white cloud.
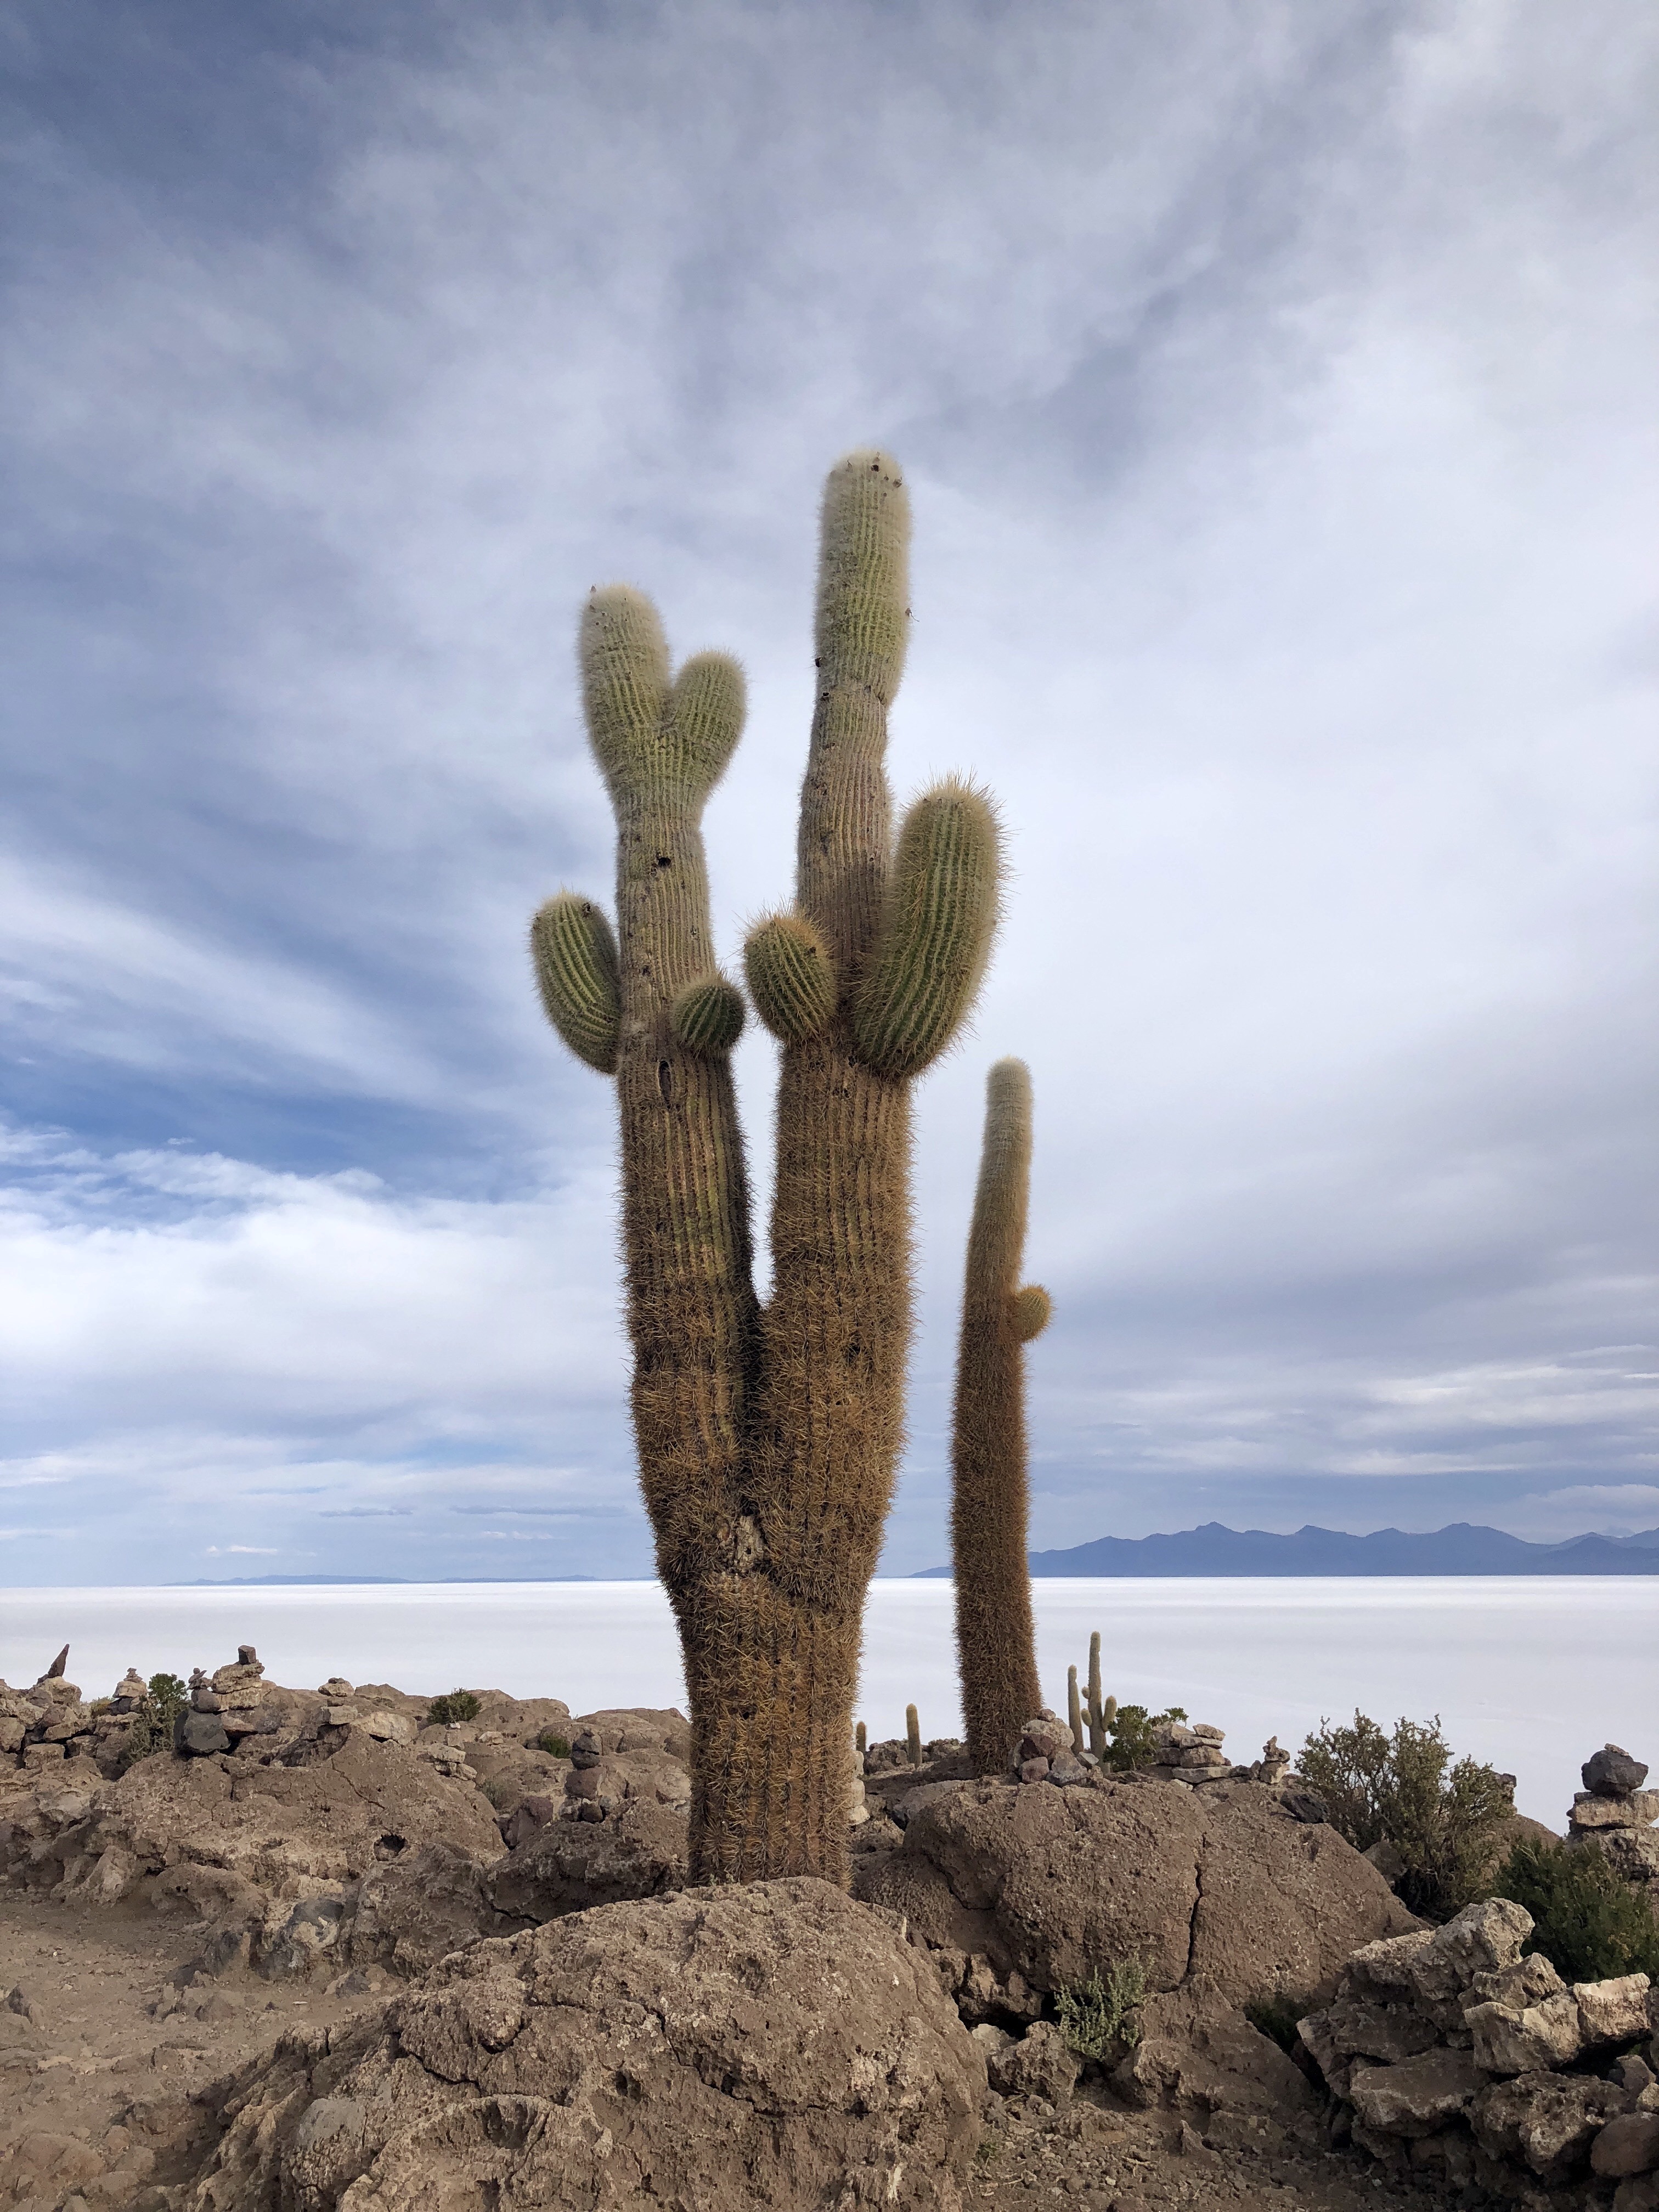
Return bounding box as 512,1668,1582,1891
1,3,1655,1572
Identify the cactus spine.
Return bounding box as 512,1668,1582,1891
533,452,1002,1883
950,1057,1051,1775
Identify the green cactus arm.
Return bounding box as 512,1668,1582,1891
1011,1284,1051,1342
743,911,837,1044
671,974,746,1056
530,893,622,1074
850,778,1002,1080
669,652,746,799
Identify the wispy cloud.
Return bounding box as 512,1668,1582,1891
1,3,1654,1575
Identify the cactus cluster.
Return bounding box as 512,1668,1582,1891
949,1057,1052,1774
533,452,1003,1884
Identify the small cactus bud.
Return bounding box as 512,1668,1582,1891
670,974,746,1056
1011,1284,1051,1342
744,911,837,1044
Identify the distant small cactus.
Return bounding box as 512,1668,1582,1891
1067,1666,1082,1748
906,1703,923,1770
855,1720,867,1755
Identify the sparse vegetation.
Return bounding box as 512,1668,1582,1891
1490,1836,1659,1984
536,1730,572,1757
1100,1704,1188,1774
426,1690,482,1727
1055,1956,1147,2058
117,1671,188,1769
1297,1711,1511,1921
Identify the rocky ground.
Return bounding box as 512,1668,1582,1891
1,1650,1653,2210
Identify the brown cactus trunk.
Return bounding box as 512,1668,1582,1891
532,453,1004,1884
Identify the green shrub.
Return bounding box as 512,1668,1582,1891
425,1690,482,1727
537,1730,572,1757
116,1671,190,1770
1491,1836,1659,1984
1297,1711,1511,1921
1101,1704,1188,1774
1245,1993,1311,2055
1055,1956,1146,2058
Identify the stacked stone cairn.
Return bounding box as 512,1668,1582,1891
1572,1744,1659,1891
0,1650,98,1772
1299,1895,1659,2205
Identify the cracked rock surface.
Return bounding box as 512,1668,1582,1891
178,1879,984,2210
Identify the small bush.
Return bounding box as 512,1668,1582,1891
1491,1836,1659,1984
426,1690,482,1727
1101,1704,1188,1774
537,1730,572,1757
1056,1956,1147,2058
117,1671,190,1769
1297,1711,1511,1921
1245,1993,1311,2055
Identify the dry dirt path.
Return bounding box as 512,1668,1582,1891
0,1892,383,2210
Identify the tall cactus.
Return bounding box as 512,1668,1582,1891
533,452,1002,1883
950,1057,1051,1774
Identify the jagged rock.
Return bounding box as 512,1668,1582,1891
987,2019,1079,2103
1578,1972,1655,2046
174,1710,232,1757
1295,1996,1437,2096
487,1796,687,1920
1018,1715,1073,1764
1348,2046,1487,2137
1114,1977,1315,2120
1466,1986,1582,2073
1279,1789,1328,1824
1594,2111,1659,2179
1473,2070,1627,2177
179,1881,984,2211
346,1841,519,1974
1586,1745,1651,1797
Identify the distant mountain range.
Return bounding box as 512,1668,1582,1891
914,1521,1659,1578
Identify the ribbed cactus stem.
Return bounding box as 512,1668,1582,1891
1067,1665,1082,1749
529,455,1003,1884
851,780,1001,1079
855,1720,866,1756
951,1058,1050,1775
906,1703,922,1770
1103,1694,1118,1744
1086,1629,1106,1756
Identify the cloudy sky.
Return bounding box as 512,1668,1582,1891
2,1,1655,1585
